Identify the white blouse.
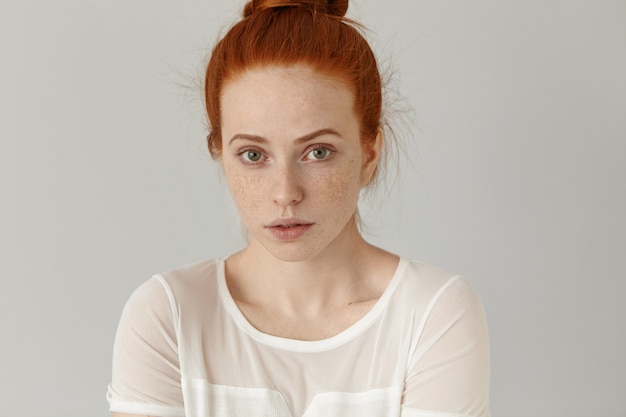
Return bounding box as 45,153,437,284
107,258,490,417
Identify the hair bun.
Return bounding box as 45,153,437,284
243,0,348,18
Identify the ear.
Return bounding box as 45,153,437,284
360,129,383,187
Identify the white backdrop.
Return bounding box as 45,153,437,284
1,1,624,416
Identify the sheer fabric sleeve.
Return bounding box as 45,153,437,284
106,276,185,417
401,276,491,417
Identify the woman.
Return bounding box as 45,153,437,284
107,1,490,416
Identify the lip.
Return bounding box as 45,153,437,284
265,218,315,240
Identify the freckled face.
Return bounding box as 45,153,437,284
220,65,378,262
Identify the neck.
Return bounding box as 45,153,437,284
227,222,381,315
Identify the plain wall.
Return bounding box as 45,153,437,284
0,1,624,416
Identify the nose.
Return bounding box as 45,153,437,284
271,161,303,207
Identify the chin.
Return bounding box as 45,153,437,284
263,244,323,263
249,221,357,263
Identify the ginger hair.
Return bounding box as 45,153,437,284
204,0,383,168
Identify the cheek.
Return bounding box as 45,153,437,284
224,166,264,214
318,159,362,206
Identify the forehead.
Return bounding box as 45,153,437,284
225,63,353,94
220,64,358,137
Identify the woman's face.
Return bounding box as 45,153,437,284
220,64,380,262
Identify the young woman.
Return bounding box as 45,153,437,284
107,1,490,416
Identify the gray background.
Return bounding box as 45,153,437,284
1,1,624,416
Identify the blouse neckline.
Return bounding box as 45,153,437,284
216,257,409,353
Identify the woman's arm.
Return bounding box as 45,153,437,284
107,276,184,417
402,277,491,417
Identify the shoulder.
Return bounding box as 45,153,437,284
399,260,490,415
154,258,221,304
397,259,478,304
393,259,487,331
156,255,223,286
121,258,222,323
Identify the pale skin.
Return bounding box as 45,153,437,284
111,64,398,417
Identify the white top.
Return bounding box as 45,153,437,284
107,258,490,417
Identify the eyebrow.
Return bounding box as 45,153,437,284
228,128,341,146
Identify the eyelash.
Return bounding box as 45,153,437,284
237,144,335,165
238,147,266,164
304,144,335,161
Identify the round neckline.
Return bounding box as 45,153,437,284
216,257,409,353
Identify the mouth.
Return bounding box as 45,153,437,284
266,218,314,228
265,219,314,240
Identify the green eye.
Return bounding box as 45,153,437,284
243,150,263,162
308,148,331,160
